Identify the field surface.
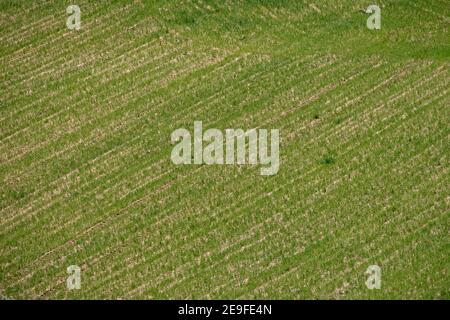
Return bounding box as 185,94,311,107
0,0,449,299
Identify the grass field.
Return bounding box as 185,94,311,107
0,0,449,299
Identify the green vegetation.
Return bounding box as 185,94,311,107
0,0,448,299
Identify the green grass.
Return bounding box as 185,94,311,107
0,0,449,299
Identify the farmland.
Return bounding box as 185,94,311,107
0,0,449,299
